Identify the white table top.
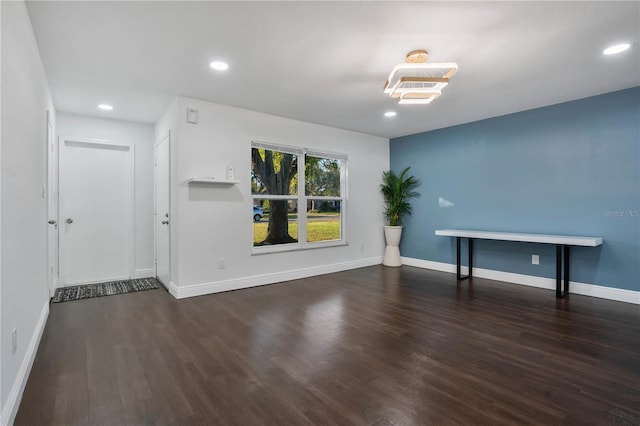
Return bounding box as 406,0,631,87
435,229,603,247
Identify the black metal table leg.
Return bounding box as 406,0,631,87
564,245,570,294
468,238,473,278
556,244,571,298
456,237,471,281
456,237,462,279
556,244,562,298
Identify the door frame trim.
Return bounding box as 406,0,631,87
46,110,58,297
154,131,171,288
59,136,135,286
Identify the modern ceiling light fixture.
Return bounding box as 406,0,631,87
384,49,458,105
97,104,113,111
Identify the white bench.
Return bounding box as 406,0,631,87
435,229,603,298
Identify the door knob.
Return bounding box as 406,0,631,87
162,220,169,225
66,218,73,224
48,220,56,225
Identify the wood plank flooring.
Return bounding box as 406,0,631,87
16,266,640,425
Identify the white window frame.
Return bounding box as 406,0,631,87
251,141,347,255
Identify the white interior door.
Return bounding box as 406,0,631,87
154,134,170,287
46,111,59,296
60,138,134,286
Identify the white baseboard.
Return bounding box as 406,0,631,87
401,257,640,305
1,300,50,426
171,257,383,299
568,281,639,304
168,281,179,298
133,268,154,279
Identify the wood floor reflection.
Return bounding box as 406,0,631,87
16,265,640,425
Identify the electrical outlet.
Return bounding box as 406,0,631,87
11,328,17,354
218,257,226,269
532,255,539,265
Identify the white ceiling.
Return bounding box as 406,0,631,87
26,1,640,139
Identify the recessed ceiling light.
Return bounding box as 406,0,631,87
603,43,631,55
210,61,229,71
384,111,397,118
98,104,113,111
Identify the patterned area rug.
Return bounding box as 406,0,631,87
52,277,160,303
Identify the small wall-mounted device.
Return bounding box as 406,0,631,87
226,165,234,180
186,108,199,124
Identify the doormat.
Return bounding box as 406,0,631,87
52,278,160,303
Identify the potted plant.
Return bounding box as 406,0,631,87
380,166,421,266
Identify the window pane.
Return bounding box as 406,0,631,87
305,156,341,197
251,148,298,195
253,199,299,246
307,200,341,243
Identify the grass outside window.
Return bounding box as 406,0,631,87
253,219,340,245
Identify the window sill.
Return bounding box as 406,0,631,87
251,240,348,255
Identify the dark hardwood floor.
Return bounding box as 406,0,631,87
16,266,640,425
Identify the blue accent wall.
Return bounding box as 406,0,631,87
390,87,640,291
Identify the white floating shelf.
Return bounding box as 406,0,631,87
187,177,240,185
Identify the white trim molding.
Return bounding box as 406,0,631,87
170,257,382,299
401,257,640,305
1,300,50,426
168,281,180,298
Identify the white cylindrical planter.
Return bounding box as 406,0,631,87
383,225,403,267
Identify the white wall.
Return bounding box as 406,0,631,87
56,112,156,277
159,97,389,297
1,1,55,423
